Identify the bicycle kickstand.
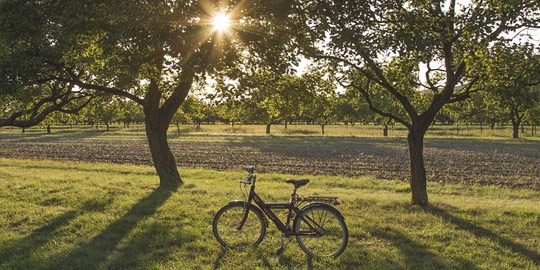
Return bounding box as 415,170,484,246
276,233,293,256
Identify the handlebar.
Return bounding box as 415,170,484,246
245,166,255,174
240,166,256,185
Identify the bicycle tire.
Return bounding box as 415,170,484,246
213,201,266,249
294,204,348,257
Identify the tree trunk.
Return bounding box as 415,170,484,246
266,124,271,134
512,120,520,139
106,121,110,131
480,122,483,133
407,129,428,206
22,127,25,134
145,117,182,187
176,122,180,135
46,125,51,134
321,125,325,135
285,121,288,129
383,125,388,137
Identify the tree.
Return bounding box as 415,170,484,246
292,0,540,205
118,100,143,128
483,43,540,138
181,96,214,129
303,71,338,135
1,0,292,187
527,95,540,135
92,96,121,131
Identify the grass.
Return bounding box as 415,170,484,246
1,123,539,141
1,158,539,269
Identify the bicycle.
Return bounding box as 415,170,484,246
212,166,348,257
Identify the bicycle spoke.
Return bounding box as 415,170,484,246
214,204,265,249
295,206,347,257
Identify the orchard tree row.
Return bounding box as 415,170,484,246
30,44,540,139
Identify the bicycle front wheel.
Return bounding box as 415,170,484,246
212,202,266,249
294,204,348,257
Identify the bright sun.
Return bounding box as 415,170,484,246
212,13,231,32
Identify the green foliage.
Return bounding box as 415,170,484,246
482,43,540,132
179,96,216,128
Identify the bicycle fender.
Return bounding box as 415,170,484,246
226,201,269,227
292,203,345,232
300,202,345,219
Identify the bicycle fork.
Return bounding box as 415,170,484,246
236,202,250,231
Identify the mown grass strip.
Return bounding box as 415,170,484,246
0,158,539,269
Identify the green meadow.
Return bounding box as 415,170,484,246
1,158,539,270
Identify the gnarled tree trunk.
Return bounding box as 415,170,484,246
407,128,428,206
145,111,182,188
266,124,271,134
142,73,193,188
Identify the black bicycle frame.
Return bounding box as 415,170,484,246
240,184,320,236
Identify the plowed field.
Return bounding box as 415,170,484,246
1,135,539,188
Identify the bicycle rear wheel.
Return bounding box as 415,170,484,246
294,204,348,257
213,202,266,249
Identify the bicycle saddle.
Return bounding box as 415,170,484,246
286,179,309,188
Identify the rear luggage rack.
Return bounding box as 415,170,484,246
302,196,338,203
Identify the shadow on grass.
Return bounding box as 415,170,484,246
0,199,113,268
369,225,477,270
427,205,540,265
282,129,318,135
212,247,229,270
103,219,190,269
211,247,274,270
0,129,112,142
307,257,313,270
50,187,174,270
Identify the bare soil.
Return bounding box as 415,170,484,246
1,136,539,188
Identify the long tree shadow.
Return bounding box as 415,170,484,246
103,219,191,269
369,225,477,270
0,199,113,268
427,205,540,265
51,187,174,270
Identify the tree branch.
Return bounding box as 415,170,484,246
159,70,195,126
54,77,145,105
338,78,411,129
